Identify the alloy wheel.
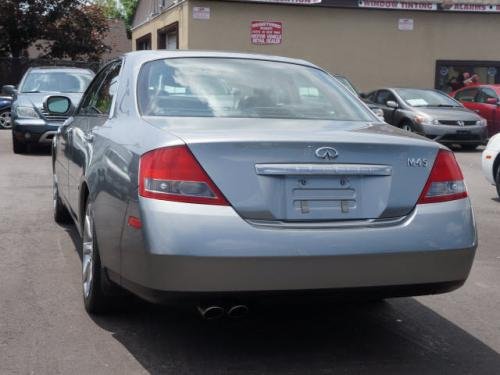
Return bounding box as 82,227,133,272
0,111,11,129
82,206,94,298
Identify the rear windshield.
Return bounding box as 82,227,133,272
20,71,94,93
137,58,374,121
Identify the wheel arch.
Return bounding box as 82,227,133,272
493,153,500,181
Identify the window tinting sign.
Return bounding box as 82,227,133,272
398,18,414,31
251,21,283,45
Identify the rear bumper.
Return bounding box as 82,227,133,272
419,124,488,144
120,198,477,295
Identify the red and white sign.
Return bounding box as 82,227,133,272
358,1,437,11
251,21,283,45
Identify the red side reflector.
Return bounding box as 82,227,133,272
139,145,229,205
418,149,468,204
128,216,142,229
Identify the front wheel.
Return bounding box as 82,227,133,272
496,166,500,199
0,109,11,129
401,122,414,133
12,135,26,154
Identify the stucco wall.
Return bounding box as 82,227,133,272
187,1,500,92
132,3,189,50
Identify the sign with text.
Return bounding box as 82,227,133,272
358,1,437,11
442,3,500,12
251,21,283,45
398,18,414,31
193,6,210,20
244,0,321,4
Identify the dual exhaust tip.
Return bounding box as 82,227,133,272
197,304,249,320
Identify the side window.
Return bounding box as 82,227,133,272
476,88,498,103
455,88,478,103
376,90,396,105
79,61,122,116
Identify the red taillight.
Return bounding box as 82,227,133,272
139,145,229,205
418,149,468,204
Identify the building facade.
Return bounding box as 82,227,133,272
131,0,500,93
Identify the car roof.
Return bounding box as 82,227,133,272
123,50,320,70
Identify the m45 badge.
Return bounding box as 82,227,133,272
408,158,429,167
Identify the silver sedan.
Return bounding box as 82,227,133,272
49,51,477,318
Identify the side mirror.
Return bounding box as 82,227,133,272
46,96,72,114
2,85,16,96
486,97,499,105
386,100,399,109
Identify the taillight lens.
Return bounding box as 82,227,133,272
418,149,467,204
139,145,229,205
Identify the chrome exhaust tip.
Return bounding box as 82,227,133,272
197,305,225,320
227,304,249,318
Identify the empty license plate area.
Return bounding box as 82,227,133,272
285,176,361,220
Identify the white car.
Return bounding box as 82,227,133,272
482,133,500,197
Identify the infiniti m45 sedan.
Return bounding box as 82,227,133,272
50,51,477,317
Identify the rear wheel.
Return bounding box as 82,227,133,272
82,203,123,314
12,135,26,154
0,109,11,129
53,174,71,224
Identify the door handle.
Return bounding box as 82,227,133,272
83,133,94,143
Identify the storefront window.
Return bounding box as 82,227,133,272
436,60,500,93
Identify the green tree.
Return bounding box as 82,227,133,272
0,0,110,60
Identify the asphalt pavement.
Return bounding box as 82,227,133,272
0,130,499,375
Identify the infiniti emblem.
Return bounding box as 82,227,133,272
315,147,339,160
458,120,465,127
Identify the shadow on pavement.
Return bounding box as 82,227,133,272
64,227,500,375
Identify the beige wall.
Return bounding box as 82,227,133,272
132,3,189,50
187,1,500,92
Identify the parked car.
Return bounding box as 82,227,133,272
363,88,487,150
334,75,385,121
451,84,500,137
0,95,12,129
482,133,500,197
3,66,95,153
50,51,476,317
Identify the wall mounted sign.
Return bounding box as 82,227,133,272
398,18,414,30
442,4,500,12
193,6,211,19
251,21,283,45
358,1,437,10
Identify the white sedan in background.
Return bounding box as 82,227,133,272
482,134,500,198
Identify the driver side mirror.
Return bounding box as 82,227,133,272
486,97,500,106
2,85,17,96
386,100,399,109
46,96,72,114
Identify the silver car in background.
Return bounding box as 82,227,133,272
50,51,477,317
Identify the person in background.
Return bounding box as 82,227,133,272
464,73,480,87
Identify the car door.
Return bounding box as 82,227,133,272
375,90,398,125
79,60,125,275
454,87,480,114
476,87,498,136
67,67,112,218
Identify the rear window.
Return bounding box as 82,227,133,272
137,58,374,121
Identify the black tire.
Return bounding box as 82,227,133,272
53,174,71,224
461,144,479,151
496,166,500,199
401,121,414,133
12,135,26,154
82,203,123,314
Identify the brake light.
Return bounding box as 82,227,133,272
418,149,467,204
139,145,229,205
